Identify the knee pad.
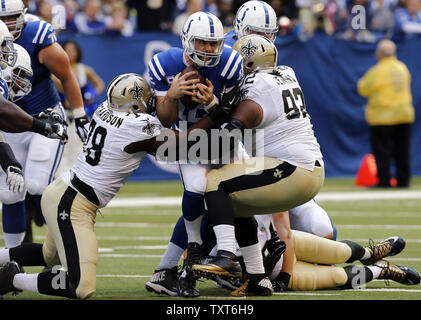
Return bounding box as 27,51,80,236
183,177,207,195
0,189,26,204
26,179,48,196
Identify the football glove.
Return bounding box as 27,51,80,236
207,85,247,125
262,228,286,277
74,115,90,143
6,165,24,193
272,272,291,292
34,109,69,143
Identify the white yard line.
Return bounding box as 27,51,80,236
107,190,421,208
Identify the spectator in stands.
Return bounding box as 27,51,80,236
104,1,134,37
53,40,105,118
393,0,421,41
269,0,298,19
172,0,205,35
217,0,235,33
370,0,395,39
72,0,107,35
127,0,176,32
358,39,414,188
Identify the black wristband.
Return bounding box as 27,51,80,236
31,118,48,135
0,142,21,171
276,271,291,287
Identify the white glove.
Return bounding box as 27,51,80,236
6,166,24,193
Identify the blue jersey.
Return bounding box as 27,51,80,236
15,20,60,115
224,30,237,47
148,46,243,127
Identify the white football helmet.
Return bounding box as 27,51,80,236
3,43,32,101
0,0,27,39
0,19,16,69
181,12,225,67
234,1,278,42
106,73,155,114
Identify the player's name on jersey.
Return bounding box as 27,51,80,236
95,106,124,129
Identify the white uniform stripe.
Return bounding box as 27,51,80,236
148,61,161,81
39,23,50,44
153,55,166,78
32,20,45,44
106,74,126,101
220,51,237,77
227,55,242,79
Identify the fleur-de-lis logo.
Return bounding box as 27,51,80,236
142,119,156,136
59,210,69,221
273,169,283,178
241,40,258,59
129,83,144,101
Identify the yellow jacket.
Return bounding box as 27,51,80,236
358,56,414,126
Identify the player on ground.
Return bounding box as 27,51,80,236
248,214,419,294
146,11,244,297
0,74,160,299
0,0,87,249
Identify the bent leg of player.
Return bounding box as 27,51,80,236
289,199,337,240
194,157,324,279
0,132,30,248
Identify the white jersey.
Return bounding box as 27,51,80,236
62,102,162,207
241,66,324,171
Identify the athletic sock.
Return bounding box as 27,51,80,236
240,244,265,275
157,242,185,270
213,224,236,254
13,273,39,293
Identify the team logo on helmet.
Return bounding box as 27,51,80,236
241,40,258,59
129,82,144,101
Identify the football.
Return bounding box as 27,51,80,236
180,65,206,109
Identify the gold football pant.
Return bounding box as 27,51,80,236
206,157,325,217
41,177,98,299
289,230,351,290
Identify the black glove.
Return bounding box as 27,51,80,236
74,115,90,142
272,272,291,292
262,226,286,276
208,85,246,126
32,108,68,143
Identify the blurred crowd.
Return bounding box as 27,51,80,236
25,0,421,42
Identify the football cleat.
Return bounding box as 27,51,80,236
145,266,179,297
192,250,242,281
361,236,406,265
230,274,273,297
375,259,421,285
214,276,243,291
178,272,200,298
0,261,22,296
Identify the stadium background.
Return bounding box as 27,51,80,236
34,0,421,181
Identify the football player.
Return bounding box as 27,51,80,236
146,11,244,297
0,24,67,198
0,0,87,249
188,34,327,295
251,214,420,293
0,74,160,299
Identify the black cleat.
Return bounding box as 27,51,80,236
145,266,179,297
192,250,242,281
231,273,273,297
178,272,200,298
361,236,406,265
0,261,22,296
375,259,421,285
214,276,243,291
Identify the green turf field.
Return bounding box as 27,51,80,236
1,177,421,301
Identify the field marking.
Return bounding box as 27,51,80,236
107,190,421,208
337,224,421,230
343,288,421,293
95,222,175,228
99,254,162,258
274,292,341,296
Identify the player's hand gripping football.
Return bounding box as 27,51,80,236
35,108,69,143
192,78,214,105
167,71,201,100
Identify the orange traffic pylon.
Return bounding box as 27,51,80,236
355,154,398,187
355,154,379,187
